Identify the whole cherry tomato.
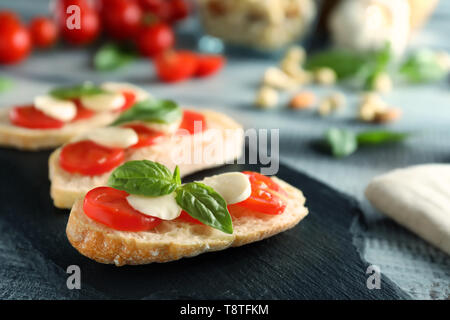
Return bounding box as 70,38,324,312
154,50,198,83
0,21,31,64
83,187,161,231
136,22,174,57
0,10,21,27
29,17,58,48
138,0,189,23
59,140,125,175
100,0,143,40
55,0,100,45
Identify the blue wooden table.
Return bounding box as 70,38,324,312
0,0,449,299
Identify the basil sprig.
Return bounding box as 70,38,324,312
108,160,181,196
175,182,233,234
399,49,448,84
50,83,105,100
113,99,182,125
107,160,233,234
324,128,411,158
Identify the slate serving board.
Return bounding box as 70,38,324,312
0,148,410,300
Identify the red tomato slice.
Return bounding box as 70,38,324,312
176,210,203,225
229,171,287,215
119,90,137,111
83,187,161,231
195,55,226,77
9,105,65,129
122,124,164,149
177,110,207,135
72,99,95,121
59,140,125,176
154,50,198,83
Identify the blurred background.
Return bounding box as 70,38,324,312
0,0,449,299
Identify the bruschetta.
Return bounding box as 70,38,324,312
49,100,244,209
0,82,150,150
66,160,308,265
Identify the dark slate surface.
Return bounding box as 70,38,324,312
0,148,410,300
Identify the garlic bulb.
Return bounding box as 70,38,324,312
329,0,411,56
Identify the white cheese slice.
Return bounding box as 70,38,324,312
83,127,138,148
126,193,182,221
80,92,126,112
365,164,450,255
201,172,251,204
101,82,151,102
34,95,77,122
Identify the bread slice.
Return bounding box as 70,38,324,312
66,177,308,266
49,110,244,209
0,108,119,150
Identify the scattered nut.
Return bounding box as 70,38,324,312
255,86,279,109
263,67,297,90
315,67,337,86
373,72,393,94
328,91,347,110
318,99,333,116
289,91,317,109
361,92,386,106
282,46,306,65
375,108,402,123
359,103,379,122
435,51,450,72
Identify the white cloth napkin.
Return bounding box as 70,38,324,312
365,164,450,255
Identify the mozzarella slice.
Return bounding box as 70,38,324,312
80,92,126,112
201,172,251,204
126,193,182,221
83,127,138,148
34,95,77,122
101,82,151,102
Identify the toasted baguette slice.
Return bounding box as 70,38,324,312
0,108,119,150
49,110,244,209
66,177,308,266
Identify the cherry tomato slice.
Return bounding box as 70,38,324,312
195,55,226,77
176,210,203,225
59,140,125,176
9,105,65,129
122,124,164,149
83,186,161,231
177,110,207,135
119,90,137,111
71,99,95,121
229,171,287,215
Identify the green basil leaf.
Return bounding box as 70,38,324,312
50,83,105,100
0,77,13,93
399,49,447,83
357,131,410,145
305,50,371,80
325,128,358,158
176,182,233,234
113,99,182,125
94,43,137,71
107,160,179,196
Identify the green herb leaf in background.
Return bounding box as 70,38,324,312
94,43,137,71
175,182,233,234
50,82,105,100
107,160,179,196
113,99,182,125
325,128,358,158
357,131,410,145
324,128,411,158
0,77,13,93
400,49,448,83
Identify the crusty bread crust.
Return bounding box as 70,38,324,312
49,110,244,209
0,108,119,150
66,177,308,266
